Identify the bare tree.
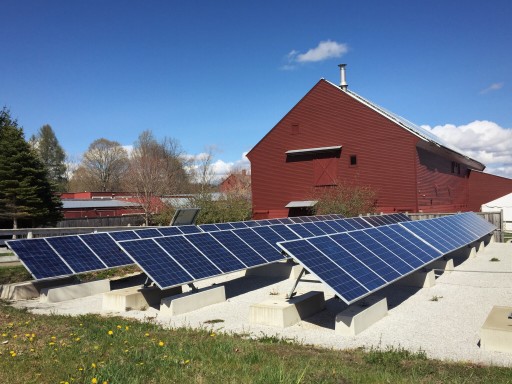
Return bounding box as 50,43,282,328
127,130,190,225
79,138,129,192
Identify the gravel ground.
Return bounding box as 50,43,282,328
12,241,512,367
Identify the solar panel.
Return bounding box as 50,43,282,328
210,231,268,267
7,238,74,280
80,233,133,267
46,236,107,273
277,218,294,224
300,222,327,236
268,224,301,241
199,224,219,232
157,226,183,236
154,236,221,279
136,228,164,239
287,223,315,238
228,221,248,229
243,220,261,227
251,226,286,251
289,217,304,223
177,225,203,234
117,239,193,289
108,230,140,241
185,233,247,273
231,228,285,262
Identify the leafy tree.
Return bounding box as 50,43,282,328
127,130,191,225
310,179,377,217
77,138,129,192
29,124,67,191
0,108,63,228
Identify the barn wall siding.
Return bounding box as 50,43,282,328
468,171,512,211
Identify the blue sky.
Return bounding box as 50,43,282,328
1,1,511,177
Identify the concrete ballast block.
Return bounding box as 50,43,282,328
335,296,388,336
480,305,512,353
427,258,454,274
245,261,303,280
102,286,181,312
0,281,39,300
395,270,436,288
160,286,226,315
40,279,111,303
249,291,325,328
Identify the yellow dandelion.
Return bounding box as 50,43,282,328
210,333,216,337
185,359,190,364
103,381,108,384
144,333,150,337
125,326,129,330
49,342,55,346
25,333,30,337
29,337,34,342
1,333,7,337
79,323,83,327
78,367,83,371
30,348,35,352
91,378,98,384
13,334,18,338
117,325,121,329
75,337,81,342
158,341,164,347
11,352,17,357
51,336,56,340
91,363,97,368
107,330,113,336
31,333,35,337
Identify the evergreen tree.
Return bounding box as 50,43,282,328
0,108,63,228
29,124,67,191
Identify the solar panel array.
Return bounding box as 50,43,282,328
277,212,496,305
117,214,412,290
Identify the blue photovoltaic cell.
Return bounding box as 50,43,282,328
348,230,413,274
320,220,344,233
257,220,272,226
7,239,74,279
301,222,327,236
378,225,440,263
79,233,133,267
155,236,221,279
158,227,183,236
367,228,425,268
178,225,203,234
308,216,320,222
229,221,248,229
267,219,282,225
277,218,294,224
286,223,314,238
268,224,301,241
109,231,140,241
277,239,368,302
199,224,219,232
299,216,313,222
46,236,106,273
136,228,163,238
243,220,260,227
232,228,284,262
313,221,339,234
361,216,386,226
334,219,358,231
399,221,450,253
308,236,386,291
215,223,235,230
118,239,192,289
252,226,285,250
186,233,246,273
289,217,304,223
330,233,401,282
351,217,373,229
210,231,267,267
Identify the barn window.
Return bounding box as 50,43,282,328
350,155,357,166
285,146,342,187
451,161,461,174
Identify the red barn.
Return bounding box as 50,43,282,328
247,67,512,219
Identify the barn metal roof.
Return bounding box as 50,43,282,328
324,79,486,171
62,199,141,209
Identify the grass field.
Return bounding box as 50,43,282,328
1,300,511,383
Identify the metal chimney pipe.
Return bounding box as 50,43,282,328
338,64,348,90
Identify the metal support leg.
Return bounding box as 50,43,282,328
286,268,306,299
143,276,152,288
188,283,198,292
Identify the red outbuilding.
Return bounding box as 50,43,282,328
247,66,512,219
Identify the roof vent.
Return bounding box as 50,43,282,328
338,64,348,91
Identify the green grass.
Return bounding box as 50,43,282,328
1,301,511,383
0,266,31,285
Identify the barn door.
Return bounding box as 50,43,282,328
314,157,337,186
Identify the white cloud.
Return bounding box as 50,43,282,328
187,151,250,183
480,82,504,94
282,40,348,70
421,120,512,178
